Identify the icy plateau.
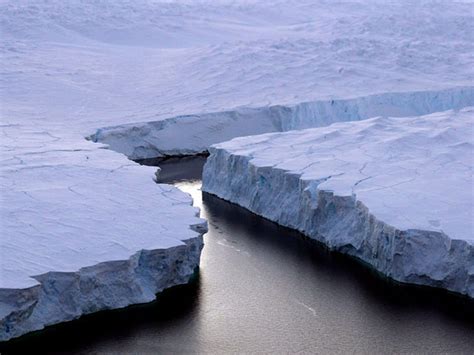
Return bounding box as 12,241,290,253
1,0,474,342
203,108,474,298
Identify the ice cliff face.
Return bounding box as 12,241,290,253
0,238,203,342
91,87,474,160
202,108,474,298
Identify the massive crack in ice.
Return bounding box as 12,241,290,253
0,125,207,341
2,0,474,341
90,87,474,160
202,108,474,298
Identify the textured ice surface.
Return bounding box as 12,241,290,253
1,0,474,340
203,108,474,297
1,1,473,158
0,123,206,341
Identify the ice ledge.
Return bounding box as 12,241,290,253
0,125,207,341
202,108,474,298
0,236,203,342
90,87,474,160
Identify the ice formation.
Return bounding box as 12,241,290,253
0,124,206,341
203,108,474,297
1,0,474,341
91,87,474,160
2,1,473,159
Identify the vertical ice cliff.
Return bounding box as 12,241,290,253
90,87,474,160
202,108,474,298
0,238,203,342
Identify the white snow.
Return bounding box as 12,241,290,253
0,123,206,341
1,1,473,157
203,108,474,297
1,0,474,340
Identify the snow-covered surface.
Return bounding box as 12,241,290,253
203,108,474,297
0,122,206,340
2,1,474,157
0,127,206,290
1,0,474,340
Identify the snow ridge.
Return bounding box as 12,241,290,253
202,108,474,297
91,87,474,160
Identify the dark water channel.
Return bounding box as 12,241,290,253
2,156,473,354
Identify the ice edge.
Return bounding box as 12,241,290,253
0,221,207,342
202,144,473,298
91,87,474,160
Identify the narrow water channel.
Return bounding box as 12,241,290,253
2,156,473,354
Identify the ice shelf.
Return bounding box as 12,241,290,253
2,1,474,160
0,124,206,341
203,108,474,297
1,0,474,341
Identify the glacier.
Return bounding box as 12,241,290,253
1,0,474,342
0,123,206,341
202,108,474,298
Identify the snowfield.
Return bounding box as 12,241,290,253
1,1,473,150
1,0,474,341
0,123,206,341
203,108,474,297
